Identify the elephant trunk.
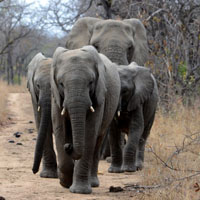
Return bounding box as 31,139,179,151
101,44,129,65
32,99,51,174
64,103,86,160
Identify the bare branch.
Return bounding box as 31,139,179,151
124,172,200,191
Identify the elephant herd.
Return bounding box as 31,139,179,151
27,17,159,194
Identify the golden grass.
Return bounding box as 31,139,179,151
130,99,200,199
0,78,27,124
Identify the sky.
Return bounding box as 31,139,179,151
23,0,49,7
21,0,65,37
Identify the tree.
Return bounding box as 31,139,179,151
0,0,33,84
96,0,200,107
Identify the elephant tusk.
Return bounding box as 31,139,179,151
37,106,40,112
61,108,66,116
90,106,95,112
117,111,120,117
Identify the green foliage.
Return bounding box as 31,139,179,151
13,74,21,85
178,62,187,79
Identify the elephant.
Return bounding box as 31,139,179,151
65,17,149,162
107,62,159,173
32,45,121,194
27,53,57,178
65,17,148,66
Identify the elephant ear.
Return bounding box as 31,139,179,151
124,18,148,66
127,63,154,111
51,47,67,108
65,17,101,49
81,45,107,105
27,53,45,104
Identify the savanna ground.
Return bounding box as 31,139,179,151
0,80,200,200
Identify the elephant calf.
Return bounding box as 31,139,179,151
108,62,159,173
27,53,57,178
34,45,121,194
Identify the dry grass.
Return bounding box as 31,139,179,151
127,99,200,199
0,78,27,124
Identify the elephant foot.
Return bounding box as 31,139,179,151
90,176,99,187
58,171,72,188
69,183,92,194
122,164,137,172
108,165,123,173
60,180,70,188
135,161,144,171
40,167,58,178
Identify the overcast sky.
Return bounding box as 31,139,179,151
23,0,48,6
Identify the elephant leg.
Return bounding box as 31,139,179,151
136,113,155,170
69,107,104,194
90,134,105,187
69,139,96,194
108,120,123,173
122,107,144,172
100,130,111,160
55,124,74,188
52,101,74,188
40,124,58,178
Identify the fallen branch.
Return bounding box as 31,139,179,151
124,172,200,191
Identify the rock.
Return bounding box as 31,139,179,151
32,138,37,141
109,186,124,193
29,121,33,123
0,196,6,200
13,132,23,138
16,142,23,145
106,156,112,163
27,128,34,134
9,140,15,143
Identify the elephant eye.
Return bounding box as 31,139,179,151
59,82,64,88
95,24,102,30
127,45,134,63
125,26,131,33
122,90,127,95
36,83,40,89
121,86,130,96
89,80,93,87
93,43,99,52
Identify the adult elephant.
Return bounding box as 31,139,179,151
34,46,120,194
65,17,148,66
107,62,159,173
27,53,57,178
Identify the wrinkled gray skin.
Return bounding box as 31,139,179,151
50,46,120,194
66,17,148,66
66,17,149,163
66,17,153,173
108,62,159,173
27,53,57,178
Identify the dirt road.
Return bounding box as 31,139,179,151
0,93,141,200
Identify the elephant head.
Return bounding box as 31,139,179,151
51,45,107,160
65,17,148,66
117,62,155,112
27,53,52,174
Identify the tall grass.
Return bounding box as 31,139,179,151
129,99,200,199
0,78,27,124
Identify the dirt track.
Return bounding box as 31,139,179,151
0,93,142,200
